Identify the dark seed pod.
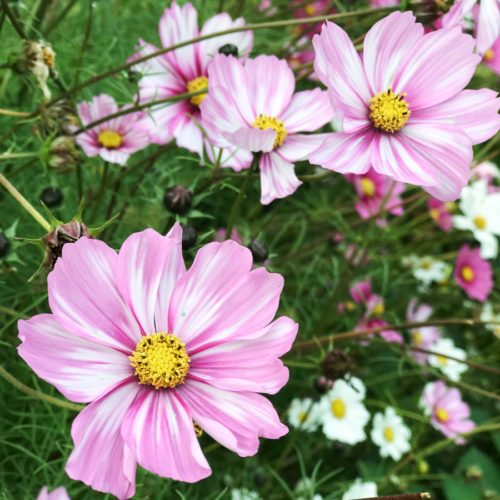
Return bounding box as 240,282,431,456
163,185,193,215
320,349,355,382
182,225,198,250
43,220,91,269
248,239,268,262
218,43,238,57
0,233,11,258
40,187,63,208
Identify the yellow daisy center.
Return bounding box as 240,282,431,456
252,114,288,149
372,302,384,316
437,355,448,366
331,398,346,419
461,265,474,283
473,215,487,230
483,48,494,62
187,76,208,106
298,411,308,423
430,208,441,222
369,88,410,133
129,333,190,389
436,407,449,422
304,4,316,15
384,426,394,442
360,177,376,197
412,330,423,346
98,129,123,149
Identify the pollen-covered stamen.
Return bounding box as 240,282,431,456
360,177,376,197
98,129,123,149
436,407,449,422
130,333,190,389
369,88,410,133
473,215,487,230
461,265,474,283
187,76,208,106
331,398,346,419
252,114,288,149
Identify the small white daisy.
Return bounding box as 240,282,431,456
428,338,468,381
342,479,378,500
480,303,500,339
231,488,260,500
318,377,370,445
407,255,451,287
288,398,322,432
370,407,412,461
453,179,500,259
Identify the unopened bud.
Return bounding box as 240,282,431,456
248,239,268,262
218,44,238,57
40,187,63,208
320,349,355,382
163,185,192,215
46,136,81,170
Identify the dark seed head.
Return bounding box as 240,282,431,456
182,225,198,250
163,185,193,215
248,239,268,262
0,233,11,258
218,43,238,57
320,349,355,382
40,187,63,208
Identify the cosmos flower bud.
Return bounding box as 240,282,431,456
36,99,79,137
320,349,355,382
248,239,268,262
218,43,238,57
163,185,193,215
0,232,11,258
42,220,91,269
45,136,81,171
24,40,56,100
40,187,63,209
181,224,198,250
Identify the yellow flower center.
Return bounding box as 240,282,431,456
461,265,474,283
412,330,423,346
369,88,410,133
430,208,441,222
298,411,308,423
129,333,190,389
252,114,288,149
473,215,487,230
331,398,346,419
193,422,203,437
483,48,494,62
304,4,316,15
360,177,376,197
437,355,448,366
345,300,356,311
372,302,384,316
98,129,123,149
436,407,449,422
384,426,394,442
187,76,208,106
445,202,456,212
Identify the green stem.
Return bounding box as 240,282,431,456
46,6,395,105
225,157,256,239
1,0,27,39
0,365,82,411
0,173,51,231
0,152,38,161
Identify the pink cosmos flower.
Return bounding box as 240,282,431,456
350,278,385,316
214,227,242,243
18,224,296,499
347,169,405,223
442,0,500,55
76,94,150,166
473,160,500,192
36,487,70,500
292,0,334,39
454,244,493,301
130,2,253,157
355,317,404,344
420,381,475,443
310,11,500,201
428,198,454,231
406,298,441,363
200,54,334,204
